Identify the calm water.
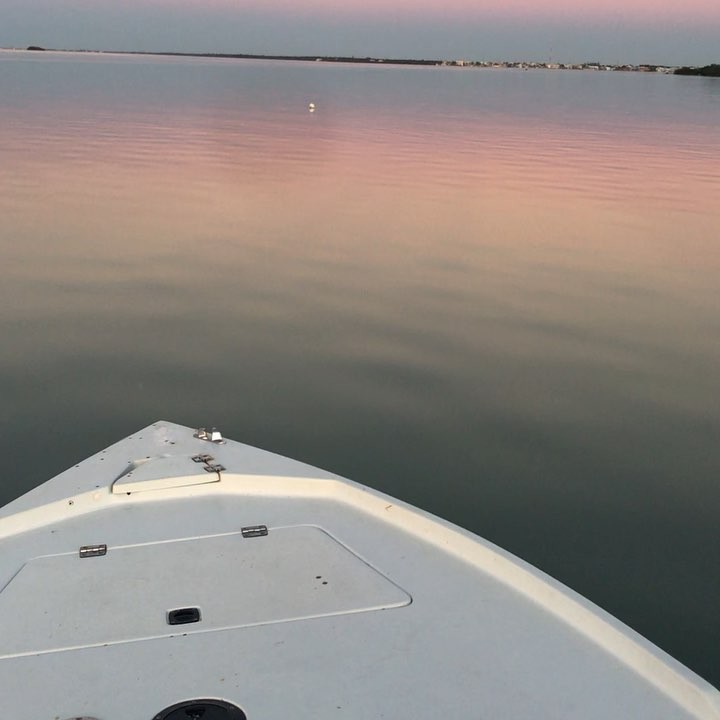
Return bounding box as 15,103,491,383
1,50,719,685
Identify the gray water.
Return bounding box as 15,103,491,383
1,50,719,686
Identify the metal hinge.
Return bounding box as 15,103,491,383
191,453,214,463
79,544,107,558
204,463,226,473
241,525,268,538
191,453,225,474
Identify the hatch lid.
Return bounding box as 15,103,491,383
0,525,410,657
111,455,221,493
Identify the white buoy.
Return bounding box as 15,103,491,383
308,102,316,112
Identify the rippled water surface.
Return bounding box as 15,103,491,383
1,50,719,685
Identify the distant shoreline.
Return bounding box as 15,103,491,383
9,46,718,75
123,50,442,67
674,64,720,77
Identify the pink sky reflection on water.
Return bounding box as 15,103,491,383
3,108,718,276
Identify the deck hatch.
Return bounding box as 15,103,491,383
0,526,410,657
111,455,221,493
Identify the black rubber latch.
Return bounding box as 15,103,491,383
167,607,201,625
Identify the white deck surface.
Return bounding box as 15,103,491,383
0,421,718,719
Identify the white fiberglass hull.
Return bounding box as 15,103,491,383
0,421,718,719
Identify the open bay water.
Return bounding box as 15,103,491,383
1,50,719,685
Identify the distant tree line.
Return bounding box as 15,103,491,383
674,64,720,76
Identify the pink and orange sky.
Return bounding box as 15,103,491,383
2,0,718,64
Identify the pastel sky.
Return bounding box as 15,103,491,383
1,0,718,65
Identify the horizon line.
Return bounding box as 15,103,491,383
2,46,708,69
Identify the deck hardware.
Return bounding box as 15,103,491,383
167,607,201,625
194,427,225,443
204,463,226,473
241,524,268,538
191,453,214,463
79,544,107,558
153,699,247,720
